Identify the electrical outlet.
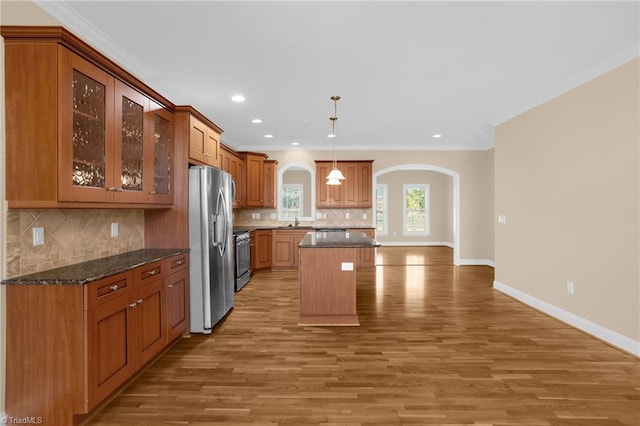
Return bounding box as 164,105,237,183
345,212,350,219
566,280,575,294
362,213,368,220
32,227,45,246
322,213,327,219
270,212,277,219
316,212,322,219
498,214,507,224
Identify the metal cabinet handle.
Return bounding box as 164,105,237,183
129,302,137,308
175,260,183,266
116,187,124,192
110,284,119,291
136,298,144,304
148,270,157,276
149,190,157,194
107,187,116,192
167,284,173,288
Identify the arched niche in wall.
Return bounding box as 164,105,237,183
277,163,316,222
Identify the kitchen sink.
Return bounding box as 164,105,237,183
276,225,314,229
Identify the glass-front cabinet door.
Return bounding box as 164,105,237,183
59,48,115,202
113,81,150,203
148,101,173,204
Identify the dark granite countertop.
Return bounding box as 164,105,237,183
1,248,189,285
234,225,375,234
299,231,380,248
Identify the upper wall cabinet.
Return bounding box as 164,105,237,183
241,152,277,208
315,160,373,208
188,115,221,169
2,26,175,208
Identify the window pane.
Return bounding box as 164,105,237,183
403,185,429,235
282,184,303,218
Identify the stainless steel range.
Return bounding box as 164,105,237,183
234,231,251,291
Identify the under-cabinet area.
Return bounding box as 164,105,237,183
1,249,189,426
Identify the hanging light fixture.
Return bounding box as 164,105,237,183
326,95,345,185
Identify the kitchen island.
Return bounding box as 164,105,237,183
298,230,379,326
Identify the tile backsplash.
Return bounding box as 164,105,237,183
233,208,373,228
6,209,144,278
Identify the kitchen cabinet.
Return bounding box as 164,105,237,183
4,251,189,424
220,144,245,207
251,229,273,272
166,254,189,342
315,161,374,208
349,228,376,269
188,115,221,169
243,152,268,207
2,27,175,208
272,229,309,269
263,160,278,208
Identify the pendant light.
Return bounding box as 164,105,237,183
326,95,345,185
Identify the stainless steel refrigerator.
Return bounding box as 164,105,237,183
189,166,235,333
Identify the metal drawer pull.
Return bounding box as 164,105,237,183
174,260,183,266
136,298,144,304
110,284,119,291
167,284,173,288
148,269,158,276
129,302,137,308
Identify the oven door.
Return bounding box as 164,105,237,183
235,233,251,291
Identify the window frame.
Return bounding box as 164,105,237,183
402,183,430,236
375,183,388,236
280,183,304,220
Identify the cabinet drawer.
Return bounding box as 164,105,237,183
86,271,133,309
166,253,188,272
136,261,164,283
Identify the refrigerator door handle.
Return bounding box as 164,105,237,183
217,187,229,257
199,168,213,331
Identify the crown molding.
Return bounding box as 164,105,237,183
236,143,495,152
490,41,640,127
34,0,156,82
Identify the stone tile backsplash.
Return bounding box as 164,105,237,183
233,208,373,228
6,209,144,278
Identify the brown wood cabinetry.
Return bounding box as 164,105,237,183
4,253,189,425
349,229,376,269
315,161,373,208
263,160,278,208
188,115,221,168
220,144,245,207
272,229,309,269
2,26,174,209
243,152,267,207
252,229,273,271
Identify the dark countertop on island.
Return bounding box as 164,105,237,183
1,248,189,285
233,225,375,234
299,230,380,248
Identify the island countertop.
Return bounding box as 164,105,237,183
1,248,189,285
299,230,380,248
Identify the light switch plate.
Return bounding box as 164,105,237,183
111,223,119,238
498,214,507,224
32,227,45,246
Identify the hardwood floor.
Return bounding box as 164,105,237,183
87,247,640,425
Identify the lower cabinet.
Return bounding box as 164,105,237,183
272,229,309,269
349,229,376,269
5,252,189,425
253,229,272,271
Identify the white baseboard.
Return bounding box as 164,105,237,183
378,241,454,247
459,259,495,267
494,280,640,357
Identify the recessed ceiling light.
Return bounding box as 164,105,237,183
264,134,273,138
291,142,300,146
432,133,442,138
251,118,262,124
231,94,245,103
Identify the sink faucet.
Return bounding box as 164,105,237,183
294,216,299,227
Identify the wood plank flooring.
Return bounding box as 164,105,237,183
87,247,640,425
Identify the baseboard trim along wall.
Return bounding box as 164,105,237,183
494,280,640,357
378,241,454,248
459,259,495,267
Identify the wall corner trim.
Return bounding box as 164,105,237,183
493,280,640,357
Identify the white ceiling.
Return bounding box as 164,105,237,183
35,1,639,152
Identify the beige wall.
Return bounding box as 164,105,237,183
495,58,640,344
282,169,312,218
376,170,453,244
264,149,495,263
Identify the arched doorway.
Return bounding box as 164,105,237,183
373,164,460,265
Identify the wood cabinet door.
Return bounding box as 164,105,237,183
134,277,167,367
113,81,150,203
342,162,359,206
206,128,221,168
292,231,308,268
358,162,373,207
315,162,332,207
166,268,189,342
255,230,272,270
87,292,135,409
58,48,116,203
148,101,174,204
263,160,277,208
272,232,294,267
188,116,208,164
244,154,264,207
